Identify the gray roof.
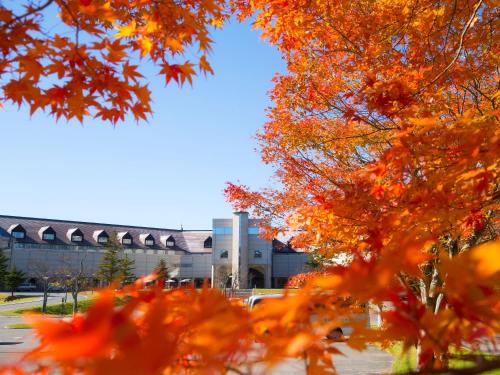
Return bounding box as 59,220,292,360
0,215,212,254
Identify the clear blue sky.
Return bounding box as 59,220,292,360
1,19,284,229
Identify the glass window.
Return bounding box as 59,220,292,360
166,240,175,247
145,239,154,246
214,227,232,235
98,236,108,244
220,250,228,259
12,231,25,239
122,238,132,245
72,235,83,242
42,233,55,241
204,237,212,248
248,227,259,235
254,250,263,258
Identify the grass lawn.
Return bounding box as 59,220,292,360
5,323,33,329
252,289,297,294
388,342,500,374
0,293,41,304
0,299,93,316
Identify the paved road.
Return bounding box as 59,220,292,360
267,344,393,374
0,292,91,312
0,314,393,374
0,315,38,366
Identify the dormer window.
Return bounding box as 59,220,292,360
72,234,83,242
118,232,133,245
39,226,56,241
140,233,155,247
204,236,212,248
162,235,175,248
67,228,84,243
93,230,109,244
8,224,26,239
220,250,228,259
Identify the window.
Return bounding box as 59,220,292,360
39,226,56,241
214,227,232,235
118,232,133,245
203,237,212,248
9,224,26,239
248,227,259,235
161,235,176,248
145,239,155,246
42,233,55,241
12,231,25,239
71,235,83,242
97,235,108,244
254,250,263,258
220,250,228,259
68,228,84,243
94,230,109,244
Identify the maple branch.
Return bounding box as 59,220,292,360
2,0,55,29
428,0,484,86
58,0,80,49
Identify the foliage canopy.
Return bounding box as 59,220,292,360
1,0,499,373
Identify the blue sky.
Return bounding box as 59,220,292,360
1,19,285,229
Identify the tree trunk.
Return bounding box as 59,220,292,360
42,292,48,313
72,283,79,315
42,281,48,314
72,293,78,315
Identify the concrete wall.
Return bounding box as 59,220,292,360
272,253,309,277
9,243,211,280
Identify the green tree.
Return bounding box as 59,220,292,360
118,256,136,286
154,258,169,287
97,233,122,285
0,250,9,289
5,266,25,297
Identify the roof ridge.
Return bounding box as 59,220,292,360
0,214,210,232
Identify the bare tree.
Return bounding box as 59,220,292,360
29,262,63,314
215,267,231,289
59,255,91,315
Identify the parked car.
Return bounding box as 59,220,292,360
245,293,345,340
48,283,65,292
17,282,37,291
245,294,285,309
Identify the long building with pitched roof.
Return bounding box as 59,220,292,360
0,212,308,289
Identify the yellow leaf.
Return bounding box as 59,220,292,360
139,37,152,57
210,18,224,28
115,20,136,38
469,240,500,278
286,333,314,356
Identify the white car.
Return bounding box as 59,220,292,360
245,293,345,340
245,293,285,309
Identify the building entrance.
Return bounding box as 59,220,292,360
248,267,265,288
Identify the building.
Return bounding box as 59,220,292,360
0,213,308,288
